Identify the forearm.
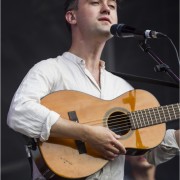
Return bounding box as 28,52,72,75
50,117,90,142
50,117,126,160
145,129,180,166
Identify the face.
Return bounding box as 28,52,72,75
126,156,154,170
66,0,118,38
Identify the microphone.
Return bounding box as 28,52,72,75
110,24,167,39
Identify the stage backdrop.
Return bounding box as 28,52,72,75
2,0,179,180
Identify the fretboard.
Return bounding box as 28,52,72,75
129,103,180,130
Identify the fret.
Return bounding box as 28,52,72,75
160,106,167,122
154,107,160,124
129,103,180,130
142,109,148,126
137,111,142,128
147,108,154,125
147,108,153,126
134,111,140,129
171,104,178,119
144,109,150,126
165,105,171,121
130,113,135,129
171,104,176,119
155,106,160,123
130,112,136,130
163,105,171,120
152,108,157,124
174,104,179,118
165,105,171,120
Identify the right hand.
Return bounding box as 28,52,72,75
85,126,126,160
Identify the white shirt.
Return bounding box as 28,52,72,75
7,52,179,180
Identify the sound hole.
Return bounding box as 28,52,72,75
107,111,131,136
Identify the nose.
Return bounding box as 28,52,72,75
100,3,110,15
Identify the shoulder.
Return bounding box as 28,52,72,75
32,56,61,70
28,55,67,75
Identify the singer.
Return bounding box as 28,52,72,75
7,0,180,180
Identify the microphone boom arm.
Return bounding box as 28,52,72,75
139,39,180,84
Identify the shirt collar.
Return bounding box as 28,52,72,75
62,52,105,69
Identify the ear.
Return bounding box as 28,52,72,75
65,11,77,25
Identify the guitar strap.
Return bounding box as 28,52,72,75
23,135,56,180
68,111,87,154
23,135,37,179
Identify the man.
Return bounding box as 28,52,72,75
7,0,179,180
125,156,156,180
125,129,180,180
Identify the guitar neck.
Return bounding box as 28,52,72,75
129,103,180,130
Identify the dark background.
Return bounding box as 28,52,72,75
2,0,179,180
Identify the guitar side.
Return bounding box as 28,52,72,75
38,89,166,179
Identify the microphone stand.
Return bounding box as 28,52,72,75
111,71,179,88
138,39,180,84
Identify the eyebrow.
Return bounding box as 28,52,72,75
88,0,117,6
108,0,117,3
89,0,117,3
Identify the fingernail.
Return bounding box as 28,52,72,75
116,135,121,138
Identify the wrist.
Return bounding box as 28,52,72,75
81,124,92,142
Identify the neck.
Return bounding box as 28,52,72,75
70,36,106,64
132,166,156,180
69,32,108,86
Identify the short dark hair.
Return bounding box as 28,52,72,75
64,0,79,13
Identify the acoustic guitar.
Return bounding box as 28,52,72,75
32,89,179,179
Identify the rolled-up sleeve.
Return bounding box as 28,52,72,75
145,129,180,166
7,60,61,141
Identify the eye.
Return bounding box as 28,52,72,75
108,4,116,9
91,1,99,5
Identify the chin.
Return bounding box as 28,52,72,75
137,162,154,169
100,28,112,38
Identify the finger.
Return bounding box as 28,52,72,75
105,145,120,154
111,131,121,139
108,131,126,154
104,151,119,160
113,140,126,154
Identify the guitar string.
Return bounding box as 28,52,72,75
81,110,180,130
94,115,169,132
81,106,179,125
107,123,132,132
80,110,180,131
109,110,179,128
99,119,166,134
104,123,132,132
103,111,178,129
92,110,179,126
79,104,180,126
80,114,179,134
79,104,180,133
107,120,166,133
80,108,180,127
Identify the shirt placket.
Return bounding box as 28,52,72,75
79,60,101,93
99,67,105,99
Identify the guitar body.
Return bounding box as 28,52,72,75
37,89,166,179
